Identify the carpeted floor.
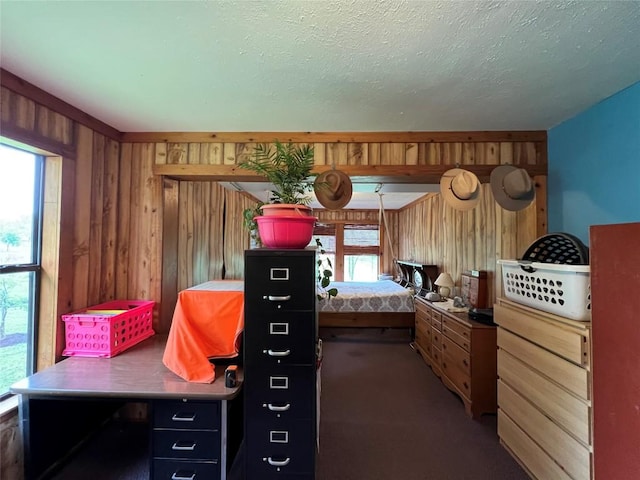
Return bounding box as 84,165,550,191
51,327,527,479
315,327,528,480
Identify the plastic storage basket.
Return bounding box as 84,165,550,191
63,300,155,358
498,260,591,321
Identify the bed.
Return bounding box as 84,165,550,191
318,262,439,328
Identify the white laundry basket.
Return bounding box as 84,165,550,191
498,260,591,321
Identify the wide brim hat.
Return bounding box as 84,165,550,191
314,170,353,210
490,165,535,211
440,168,481,211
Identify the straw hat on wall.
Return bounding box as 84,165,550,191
314,170,353,210
440,168,481,211
490,165,535,211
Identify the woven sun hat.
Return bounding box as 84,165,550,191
490,165,535,211
440,168,481,211
314,170,353,210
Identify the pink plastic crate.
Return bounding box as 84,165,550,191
62,300,155,358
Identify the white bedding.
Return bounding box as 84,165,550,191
318,280,415,313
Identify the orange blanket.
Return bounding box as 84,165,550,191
163,282,244,383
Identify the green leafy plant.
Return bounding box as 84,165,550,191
239,141,316,205
243,201,264,247
316,238,338,301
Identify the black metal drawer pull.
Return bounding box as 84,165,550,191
171,441,197,451
171,413,196,422
266,457,291,467
264,349,291,357
264,402,291,412
171,471,196,480
264,295,291,302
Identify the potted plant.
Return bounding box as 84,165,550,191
240,141,317,249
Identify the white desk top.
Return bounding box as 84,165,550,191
11,335,242,400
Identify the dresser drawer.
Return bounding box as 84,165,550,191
498,328,590,401
153,400,219,430
152,459,219,480
443,325,470,352
153,429,220,460
442,317,471,344
430,310,442,329
495,302,589,366
431,326,442,349
498,410,573,480
415,319,431,350
499,380,591,480
498,349,591,444
442,354,471,400
441,337,470,376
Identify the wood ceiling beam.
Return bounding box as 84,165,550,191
125,130,546,143
153,163,547,184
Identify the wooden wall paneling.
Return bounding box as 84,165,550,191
160,178,179,333
313,143,326,165
99,138,119,302
347,143,366,165
223,189,250,280
189,182,208,285
15,94,35,131
235,142,254,165
0,407,21,480
72,125,93,310
87,134,105,305
177,181,191,291
38,156,62,368
327,142,348,166
115,143,133,300
148,151,164,326
534,175,548,237
0,87,10,122
368,143,381,164
404,143,418,165
167,142,187,164
223,143,237,165
188,143,201,165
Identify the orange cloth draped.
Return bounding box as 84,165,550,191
163,282,244,383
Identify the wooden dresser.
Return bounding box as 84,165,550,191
495,297,592,480
414,297,497,419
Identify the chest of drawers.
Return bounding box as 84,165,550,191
244,249,318,479
495,298,592,480
414,297,496,418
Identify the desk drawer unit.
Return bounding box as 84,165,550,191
151,399,223,480
495,298,592,480
244,249,318,479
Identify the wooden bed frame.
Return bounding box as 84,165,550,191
318,261,439,328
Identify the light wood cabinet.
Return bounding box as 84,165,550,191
414,297,496,418
495,297,592,480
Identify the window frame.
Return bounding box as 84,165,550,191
0,144,45,399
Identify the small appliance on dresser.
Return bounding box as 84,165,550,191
243,248,319,479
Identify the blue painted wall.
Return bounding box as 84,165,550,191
548,81,640,245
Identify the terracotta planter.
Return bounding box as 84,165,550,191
255,215,317,249
260,204,313,217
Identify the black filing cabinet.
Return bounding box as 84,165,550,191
244,249,318,479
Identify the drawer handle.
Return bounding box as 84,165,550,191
264,295,291,302
265,403,291,412
171,413,196,422
266,457,290,467
171,472,196,480
172,441,197,451
463,343,469,350
264,349,291,357
462,359,469,367
463,381,469,390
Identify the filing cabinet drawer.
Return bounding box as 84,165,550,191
153,429,220,460
246,419,315,476
244,312,316,366
152,458,219,480
244,254,316,313
245,367,316,419
153,400,220,430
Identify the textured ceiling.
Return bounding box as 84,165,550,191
1,0,639,133
1,1,639,210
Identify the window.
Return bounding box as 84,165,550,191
343,225,379,281
0,144,43,399
311,223,380,282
